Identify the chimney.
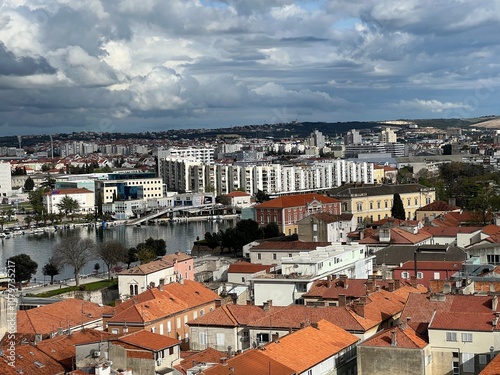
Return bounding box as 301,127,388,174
57,327,63,336
272,333,279,343
394,279,400,289
310,322,318,329
326,275,332,288
246,300,253,306
375,285,381,292
410,275,418,288
353,302,365,318
262,301,270,311
366,279,374,294
158,284,164,292
215,299,222,308
220,357,227,366
179,276,184,285
300,322,306,328
338,294,346,307
390,330,397,346
227,346,233,358
493,295,498,311
340,274,348,289
388,280,395,292
442,281,452,294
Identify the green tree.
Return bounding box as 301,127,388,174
126,247,138,269
255,190,270,203
56,196,80,221
24,176,35,191
0,217,6,232
215,195,230,206
139,237,166,257
391,193,406,220
137,245,157,264
262,222,282,238
96,240,128,279
52,236,95,287
7,254,38,288
42,257,61,284
204,232,221,252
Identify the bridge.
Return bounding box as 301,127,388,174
125,204,217,226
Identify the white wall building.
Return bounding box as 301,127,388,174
0,161,12,198
157,146,215,164
44,188,95,214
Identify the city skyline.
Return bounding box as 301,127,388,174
1,1,499,136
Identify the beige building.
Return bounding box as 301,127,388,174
329,184,436,225
43,187,95,214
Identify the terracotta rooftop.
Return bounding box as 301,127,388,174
395,260,463,271
261,319,359,373
480,352,500,374
174,348,225,374
255,193,340,209
188,304,271,327
370,218,419,227
360,227,432,245
359,324,427,349
202,349,295,375
118,259,173,275
107,280,220,325
114,330,180,351
432,211,486,227
36,329,116,370
16,299,112,336
162,251,193,263
305,212,353,223
44,188,93,195
227,262,272,274
0,344,66,375
424,226,481,237
416,200,459,212
226,191,250,197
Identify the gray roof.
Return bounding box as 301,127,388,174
374,244,468,267
329,183,434,198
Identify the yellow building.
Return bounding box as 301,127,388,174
329,184,436,225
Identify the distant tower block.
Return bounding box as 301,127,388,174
17,135,22,149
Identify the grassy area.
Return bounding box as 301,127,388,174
27,279,118,298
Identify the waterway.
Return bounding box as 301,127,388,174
0,220,236,282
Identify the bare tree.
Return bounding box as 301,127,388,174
96,240,128,279
53,236,95,287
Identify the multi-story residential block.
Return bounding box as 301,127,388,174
0,161,12,198
157,146,215,164
297,212,356,243
95,172,163,203
330,184,436,224
254,193,342,235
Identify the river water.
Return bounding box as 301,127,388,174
0,220,236,281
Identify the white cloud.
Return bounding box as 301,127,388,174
399,99,473,113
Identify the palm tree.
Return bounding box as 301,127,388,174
56,196,80,221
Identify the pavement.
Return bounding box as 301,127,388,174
19,272,113,295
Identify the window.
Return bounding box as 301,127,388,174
488,255,500,264
200,309,205,316
177,318,181,329
377,201,381,209
256,333,269,343
216,333,225,346
415,198,418,205
462,352,474,373
434,272,440,279
417,272,423,279
407,198,411,206
199,332,207,346
461,332,473,342
479,355,488,365
159,324,164,335
184,315,188,325
356,203,363,211
167,321,171,333
151,326,156,333
401,272,410,279
369,202,373,209
257,253,261,260
446,332,457,342
193,311,198,319
111,328,119,334
273,253,277,260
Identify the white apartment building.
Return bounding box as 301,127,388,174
379,127,397,143
44,188,95,214
251,244,374,306
0,161,12,198
157,146,215,164
95,176,163,204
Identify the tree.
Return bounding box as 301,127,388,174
262,222,282,238
42,257,61,284
215,195,230,206
94,263,101,274
56,196,80,221
0,217,6,232
391,193,406,220
137,237,166,257
7,254,38,289
96,240,128,279
137,245,157,264
255,190,270,203
126,247,138,269
24,176,35,191
204,232,221,252
52,236,95,287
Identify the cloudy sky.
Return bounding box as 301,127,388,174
1,0,499,136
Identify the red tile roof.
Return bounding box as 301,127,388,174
416,200,459,212
188,304,270,327
202,349,295,375
114,330,179,351
16,299,112,336
227,262,272,274
480,352,500,374
360,227,432,245
44,188,93,195
118,259,173,275
174,348,226,374
395,260,463,271
0,344,66,375
359,324,427,349
255,193,340,209
307,212,353,223
424,226,481,237
227,191,250,197
261,319,359,373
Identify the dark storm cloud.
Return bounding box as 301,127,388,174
0,42,55,76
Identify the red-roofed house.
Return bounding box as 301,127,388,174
394,260,463,288
227,261,273,285
118,252,193,300
254,193,342,235
415,199,461,222
226,191,251,208
297,212,356,243
0,343,66,375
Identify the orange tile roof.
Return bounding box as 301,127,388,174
416,200,459,212
424,226,481,236
255,193,340,209
227,262,272,274
0,344,66,375
16,299,113,335
227,191,250,197
114,330,179,351
188,304,270,327
162,252,193,263
359,325,428,349
107,280,220,325
36,329,116,369
430,311,500,332
261,319,359,373
360,227,432,245
202,349,295,375
118,259,173,275
44,188,93,195
175,348,226,374
361,289,407,322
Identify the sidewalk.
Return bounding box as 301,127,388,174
20,273,111,295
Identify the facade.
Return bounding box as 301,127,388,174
226,190,251,208
330,184,436,225
254,193,342,235
43,188,95,214
157,146,215,164
393,260,464,288
95,173,163,204
117,252,194,300
415,200,460,222
297,212,356,243
250,244,373,306
0,161,12,198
